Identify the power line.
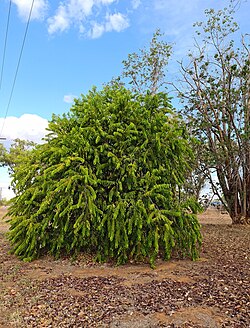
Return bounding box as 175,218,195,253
0,0,35,137
0,0,12,91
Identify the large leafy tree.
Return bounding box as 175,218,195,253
8,85,201,266
177,2,250,224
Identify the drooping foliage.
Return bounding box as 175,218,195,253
8,85,201,266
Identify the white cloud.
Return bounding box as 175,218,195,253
12,0,49,21
88,12,129,38
0,114,48,144
0,115,48,200
0,168,15,200
131,0,141,10
12,0,136,37
47,4,70,34
105,13,130,32
47,0,129,37
89,22,106,39
99,0,116,4
63,94,77,103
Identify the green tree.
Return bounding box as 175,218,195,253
177,2,250,224
0,139,36,172
0,143,7,167
0,139,36,195
8,85,201,266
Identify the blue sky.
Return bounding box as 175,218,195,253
0,0,249,198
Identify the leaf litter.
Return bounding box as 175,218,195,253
0,207,249,327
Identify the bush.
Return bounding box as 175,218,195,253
8,86,201,266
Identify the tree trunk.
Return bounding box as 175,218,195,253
230,215,250,225
217,167,250,224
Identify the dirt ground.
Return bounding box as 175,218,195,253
0,207,249,328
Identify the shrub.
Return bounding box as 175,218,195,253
8,85,201,266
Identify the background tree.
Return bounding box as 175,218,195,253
0,143,7,167
181,139,208,202
0,139,36,195
8,85,201,266
177,1,250,224
121,30,206,202
122,29,172,95
2,139,36,172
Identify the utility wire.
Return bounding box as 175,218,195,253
0,0,35,137
0,0,12,91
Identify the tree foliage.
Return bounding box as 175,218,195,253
122,29,172,95
0,139,36,174
177,2,250,224
0,139,36,197
8,85,201,266
0,143,7,167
